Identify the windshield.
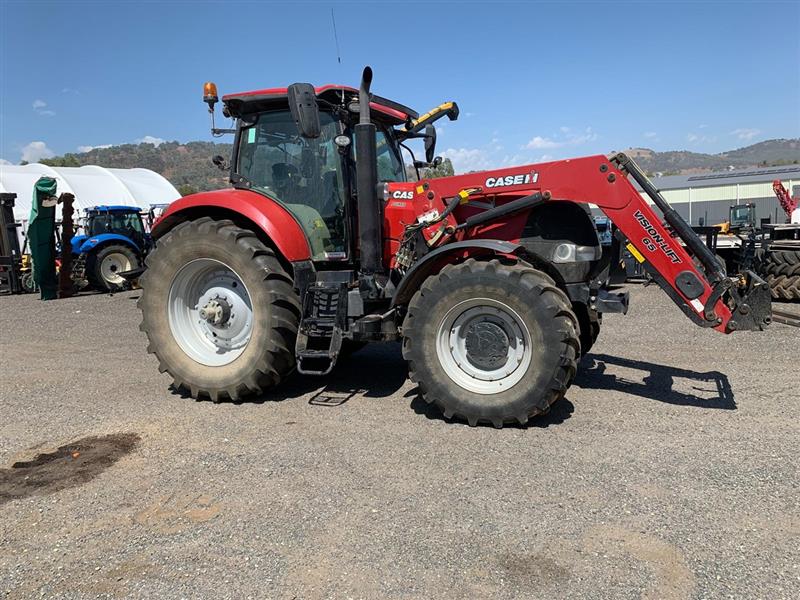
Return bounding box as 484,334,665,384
237,110,347,260
88,212,143,237
730,205,753,227
375,130,406,182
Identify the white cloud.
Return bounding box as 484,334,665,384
731,128,761,141
0,158,12,165
569,127,597,145
525,136,561,149
61,87,79,95
441,147,491,173
21,141,55,163
687,132,716,144
643,131,657,138
136,135,166,147
77,144,113,153
32,99,55,117
698,124,708,129
525,126,597,150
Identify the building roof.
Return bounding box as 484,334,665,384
644,165,800,191
0,164,180,222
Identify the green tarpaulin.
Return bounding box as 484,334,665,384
27,177,58,300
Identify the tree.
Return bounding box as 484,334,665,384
420,157,455,179
177,184,197,196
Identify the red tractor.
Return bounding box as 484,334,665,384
138,67,771,427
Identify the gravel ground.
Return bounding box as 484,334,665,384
0,285,798,599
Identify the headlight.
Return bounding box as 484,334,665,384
552,243,600,263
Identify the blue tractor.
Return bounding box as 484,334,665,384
71,205,151,291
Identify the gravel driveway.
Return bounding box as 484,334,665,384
1,285,798,599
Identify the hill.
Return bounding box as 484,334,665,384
38,138,800,193
623,139,800,176
42,141,233,195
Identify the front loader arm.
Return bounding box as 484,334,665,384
421,154,771,333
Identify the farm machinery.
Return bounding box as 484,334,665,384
70,205,150,291
704,181,800,300
137,67,771,427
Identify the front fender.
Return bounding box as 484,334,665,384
152,189,311,262
76,233,140,254
392,240,526,307
70,234,89,255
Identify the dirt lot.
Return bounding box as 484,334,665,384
0,285,798,599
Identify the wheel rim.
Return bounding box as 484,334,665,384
436,298,532,395
168,258,253,367
100,252,132,285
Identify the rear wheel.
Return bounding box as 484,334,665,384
755,249,800,300
87,244,139,292
402,259,580,427
138,218,300,401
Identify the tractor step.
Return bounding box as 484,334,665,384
296,328,343,375
295,283,347,376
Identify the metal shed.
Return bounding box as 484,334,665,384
634,165,800,226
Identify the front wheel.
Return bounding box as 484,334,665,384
138,218,300,401
402,259,580,428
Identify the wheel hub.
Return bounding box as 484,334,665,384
100,252,131,284
464,320,510,371
199,296,232,326
436,298,533,395
167,259,253,367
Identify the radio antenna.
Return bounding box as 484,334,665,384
331,8,342,65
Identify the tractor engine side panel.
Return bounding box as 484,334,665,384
383,182,451,269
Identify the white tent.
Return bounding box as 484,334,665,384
0,163,180,225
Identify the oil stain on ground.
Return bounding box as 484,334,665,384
0,433,139,505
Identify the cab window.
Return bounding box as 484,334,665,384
237,110,347,260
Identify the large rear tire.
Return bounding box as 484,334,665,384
402,259,580,428
87,244,139,292
755,249,800,301
138,218,300,401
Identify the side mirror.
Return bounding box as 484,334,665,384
287,83,321,139
212,155,229,171
424,124,437,163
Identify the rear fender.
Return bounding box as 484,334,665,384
152,189,312,262
75,233,140,254
392,240,556,307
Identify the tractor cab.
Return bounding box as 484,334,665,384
83,206,146,248
207,82,453,264
728,203,757,231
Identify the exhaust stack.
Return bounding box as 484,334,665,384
354,66,382,278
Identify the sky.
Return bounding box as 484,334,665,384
1,0,799,173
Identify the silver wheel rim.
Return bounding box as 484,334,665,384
168,258,253,367
100,252,132,285
436,298,532,395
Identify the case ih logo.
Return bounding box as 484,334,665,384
391,190,414,200
484,172,538,188
634,210,682,264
